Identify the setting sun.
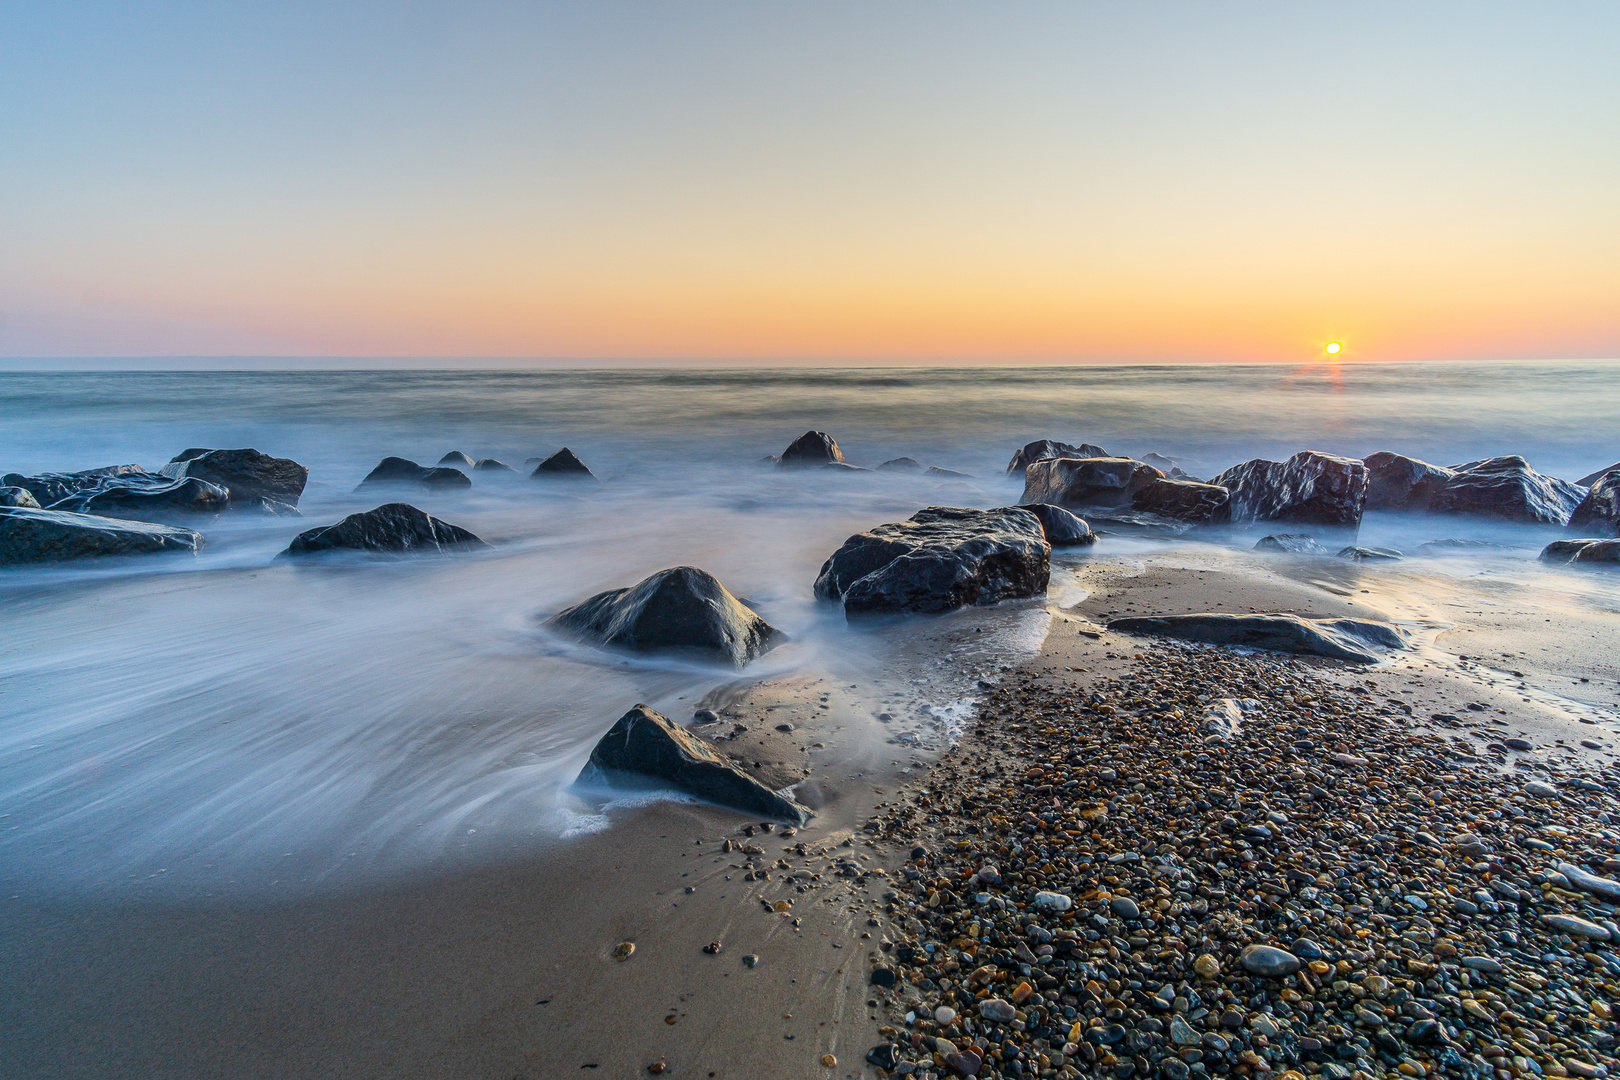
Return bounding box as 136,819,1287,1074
1324,342,1343,355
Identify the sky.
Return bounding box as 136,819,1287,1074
2,2,1617,366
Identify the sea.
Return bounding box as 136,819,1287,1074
2,361,1617,899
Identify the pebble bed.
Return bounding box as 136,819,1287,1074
853,645,1620,1080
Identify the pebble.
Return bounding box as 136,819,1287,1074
977,999,1016,1022
1527,780,1561,797
820,1053,837,1067
1109,895,1140,919
742,954,760,968
1506,737,1535,751
1239,943,1301,977
612,941,634,961
1544,913,1611,939
933,1006,956,1024
1031,890,1071,912
1193,953,1220,978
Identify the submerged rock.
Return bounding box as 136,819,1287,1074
1014,503,1096,547
530,448,596,479
281,503,487,556
776,431,844,468
925,466,972,479
1210,451,1368,528
437,451,475,467
1362,451,1455,511
49,473,229,518
1545,538,1620,566
1109,612,1408,663
1254,534,1329,554
876,457,923,473
0,486,41,509
1131,477,1230,523
356,457,472,491
1021,456,1163,508
473,458,517,473
576,704,812,824
1413,538,1512,557
814,505,1049,617
1006,439,1109,475
1339,545,1403,560
1432,455,1585,524
1569,471,1620,537
0,506,204,565
164,448,310,510
548,566,782,667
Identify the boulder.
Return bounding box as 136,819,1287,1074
1339,545,1403,561
1254,534,1329,554
547,566,782,668
1130,477,1230,523
0,506,204,565
163,448,310,510
1,464,147,507
1021,457,1164,509
1006,439,1110,475
1362,451,1455,511
0,486,40,508
576,705,812,825
1210,452,1368,528
48,473,229,518
473,458,517,473
777,431,844,467
1569,472,1620,537
1579,462,1620,487
1431,456,1584,525
1015,503,1096,547
530,448,596,479
1544,539,1620,566
1542,539,1597,564
1108,612,1408,664
876,457,923,473
814,506,1049,617
281,503,487,557
437,451,475,467
356,457,472,491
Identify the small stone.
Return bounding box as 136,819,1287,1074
1239,944,1301,977
1010,980,1034,1004
1506,738,1534,751
1170,1016,1201,1046
613,941,635,961
866,1044,900,1070
934,1006,957,1024
1526,780,1559,797
870,966,897,987
1110,896,1141,919
703,941,722,954
743,954,761,968
1033,890,1072,912
694,709,718,722
1250,1015,1280,1037
821,1053,838,1067
1544,914,1610,940
1461,955,1501,973
776,723,796,732
1194,954,1221,979
979,998,1017,1022
944,1050,982,1077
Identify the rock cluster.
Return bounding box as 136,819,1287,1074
356,456,472,490
1542,539,1620,567
162,448,309,512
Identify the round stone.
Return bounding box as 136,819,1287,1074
1239,944,1301,977
1110,896,1141,919
1193,954,1220,979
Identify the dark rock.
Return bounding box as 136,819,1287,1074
1015,503,1096,547
576,705,812,824
1542,539,1598,564
2,464,148,507
1021,457,1164,509
0,486,41,509
1339,545,1403,560
1548,539,1620,566
356,457,471,491
926,466,973,478
1006,439,1109,475
1255,534,1329,554
1239,944,1302,977
1432,456,1585,524
0,506,204,565
869,966,897,987
162,448,309,510
1130,478,1230,523
530,448,596,479
282,503,487,557
548,566,782,667
1363,452,1455,511
473,458,517,473
1569,472,1620,537
876,457,923,473
48,473,229,518
865,1044,900,1070
437,451,475,467
776,431,844,468
1210,451,1368,528
814,506,1049,617
1108,612,1408,663
1578,462,1620,487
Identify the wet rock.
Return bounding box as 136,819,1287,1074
925,466,972,479
877,457,923,473
437,451,475,467
1141,452,1198,480
1339,545,1403,560
1543,914,1610,940
356,457,471,491
549,566,783,667
869,966,897,987
47,473,229,518
1210,451,1368,528
0,506,204,565
776,431,843,468
1014,503,1096,547
1569,471,1620,537
1432,455,1585,524
1254,534,1329,554
0,486,39,509
1363,451,1456,511
530,448,596,479
813,506,1049,617
1020,456,1163,509
1109,896,1140,919
1239,944,1301,977
1578,461,1620,487
865,1044,900,1070
163,448,310,511
281,503,487,556
1,464,148,507
576,704,812,824
1130,477,1230,524
1548,538,1620,566
978,999,1017,1022
1109,612,1407,663
1006,439,1109,475
473,458,516,473
1557,862,1620,901
1032,890,1072,912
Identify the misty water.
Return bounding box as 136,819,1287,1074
2,362,1617,900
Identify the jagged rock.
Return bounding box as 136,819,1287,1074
1021,457,1164,509
1006,439,1109,475
1109,612,1408,663
356,457,471,491
0,486,41,508
1543,539,1620,566
530,448,596,479
1130,477,1230,523
876,457,923,473
473,458,517,473
1210,452,1368,528
437,451,475,467
576,704,812,824
1579,462,1620,487
1254,534,1329,554
814,506,1049,617
1014,504,1096,547
926,466,972,479
48,473,229,518
164,448,310,510
281,503,486,556
547,566,782,667
1339,545,1403,561
1431,456,1584,525
0,506,204,565
1569,472,1620,537
776,431,844,468
1,464,148,507
1362,451,1456,511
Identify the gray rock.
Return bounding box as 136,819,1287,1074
1006,439,1109,475
437,451,475,467
1239,944,1301,977
1254,534,1329,554
876,457,923,473
814,506,1049,617
822,461,868,472
473,458,517,473
0,506,204,565
1108,612,1408,664
47,473,229,518
925,466,972,479
1338,545,1403,560
0,486,41,509
1460,956,1502,973
1021,456,1164,508
281,503,487,556
549,566,782,667
1569,472,1620,537
1130,477,1230,523
1013,503,1096,547
776,431,843,468
1578,462,1620,487
356,457,471,491
978,999,1018,1022
576,704,812,824
1543,914,1611,940
1032,890,1072,912
1210,451,1368,528
1363,451,1456,511
1109,896,1140,919
1557,861,1620,901
530,448,596,479
163,448,310,510
1433,455,1585,524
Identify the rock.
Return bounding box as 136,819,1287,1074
356,457,471,490
978,999,1018,1022
1525,780,1560,797
776,431,844,468
944,1049,982,1076
576,705,812,824
1578,462,1620,487
163,448,310,510
1363,452,1456,511
876,457,923,473
1130,477,1231,523
869,966,897,987
1432,455,1585,524
0,464,147,507
813,506,1049,617
1543,914,1610,940
1006,439,1109,475
473,458,516,473
47,473,229,518
1254,534,1329,554
0,506,204,565
1170,1016,1201,1046
1109,896,1140,919
0,486,42,509
1141,452,1194,478
281,503,487,556
1108,612,1408,663
1210,451,1368,528
934,1006,957,1024
530,448,596,479
1339,545,1403,560
1032,890,1072,912
437,451,475,467
1415,538,1512,557
693,709,718,722
1548,539,1620,566
1014,503,1096,547
1020,456,1163,509
548,566,782,667
1557,862,1620,901
1239,944,1302,977
865,1044,900,1070
1460,956,1502,973
1569,472,1620,537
